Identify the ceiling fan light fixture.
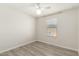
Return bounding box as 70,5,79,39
36,9,42,15
35,3,42,15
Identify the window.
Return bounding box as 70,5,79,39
47,18,57,37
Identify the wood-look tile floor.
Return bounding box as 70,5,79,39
0,41,78,56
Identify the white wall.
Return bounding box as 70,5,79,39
77,8,79,54
37,8,78,51
0,6,36,53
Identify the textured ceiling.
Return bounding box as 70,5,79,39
0,3,79,17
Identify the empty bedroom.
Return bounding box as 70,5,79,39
0,3,79,56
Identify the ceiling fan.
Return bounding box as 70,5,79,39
34,3,51,15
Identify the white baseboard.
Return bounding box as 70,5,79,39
0,40,78,54
37,40,78,52
0,40,35,54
